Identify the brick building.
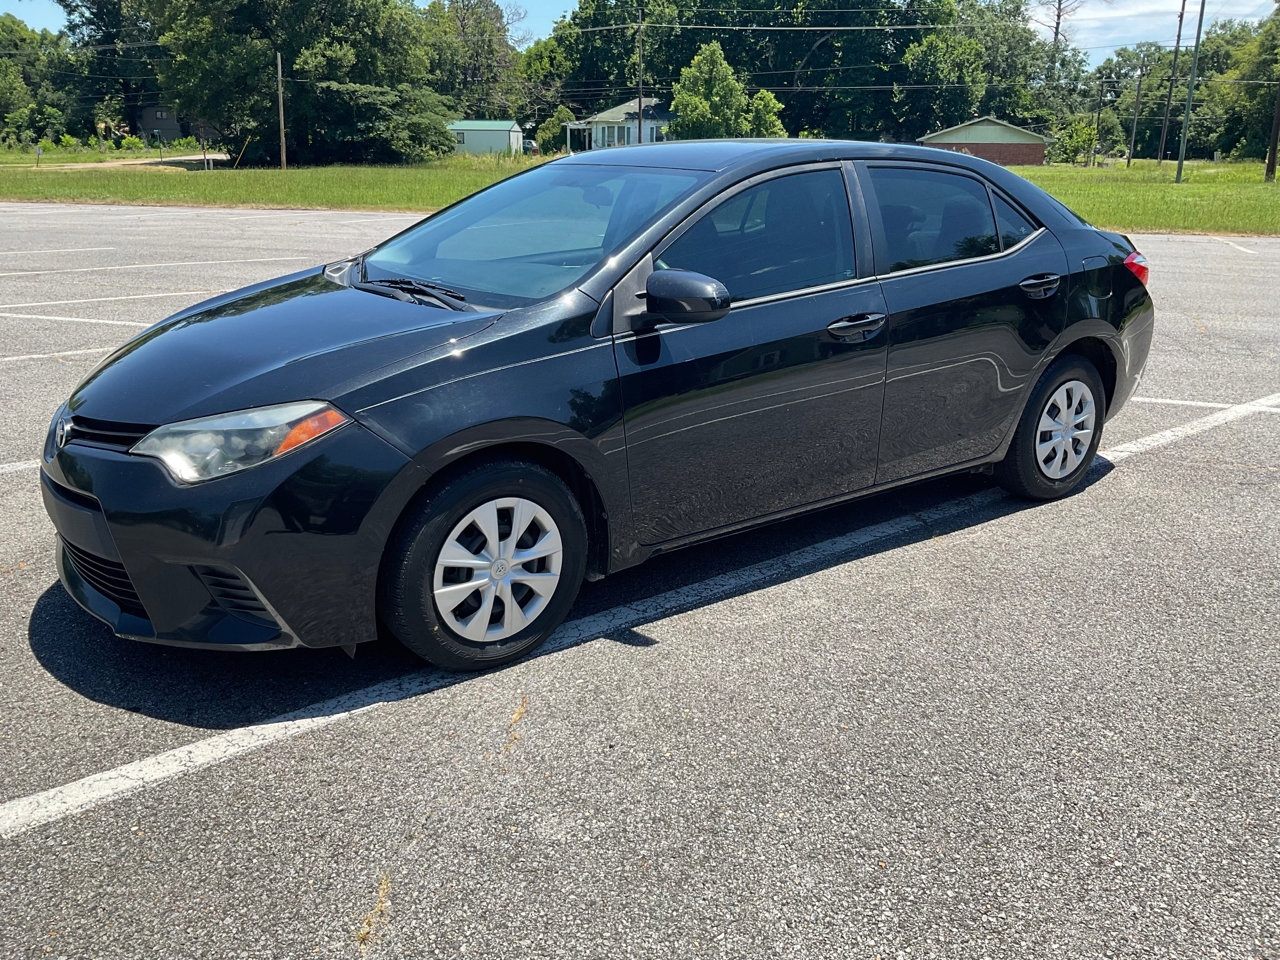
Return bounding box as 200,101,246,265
917,116,1051,166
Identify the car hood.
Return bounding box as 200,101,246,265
66,268,500,425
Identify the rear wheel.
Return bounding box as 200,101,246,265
384,460,587,671
996,356,1105,501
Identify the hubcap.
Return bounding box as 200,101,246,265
432,497,563,644
1036,379,1097,480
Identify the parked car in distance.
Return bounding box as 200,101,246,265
42,140,1154,670
522,138,539,156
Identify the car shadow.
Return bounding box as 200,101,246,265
28,460,1115,730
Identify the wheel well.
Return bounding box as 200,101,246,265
1058,337,1117,411
380,443,612,598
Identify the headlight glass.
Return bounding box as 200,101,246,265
131,401,350,484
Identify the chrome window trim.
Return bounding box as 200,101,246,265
872,226,1046,282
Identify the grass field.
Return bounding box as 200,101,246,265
1013,160,1279,236
0,147,181,165
0,153,543,210
0,151,1275,235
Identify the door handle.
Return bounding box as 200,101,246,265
827,313,886,339
1019,274,1061,299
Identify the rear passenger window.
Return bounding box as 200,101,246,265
657,169,855,301
994,195,1036,249
867,167,999,272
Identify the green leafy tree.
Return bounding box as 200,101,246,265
670,43,748,139
0,60,30,122
895,30,986,140
535,104,575,154
748,90,786,137
670,41,784,139
135,0,457,164
424,0,523,119
1049,117,1094,163
55,0,162,136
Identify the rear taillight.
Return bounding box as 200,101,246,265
1124,251,1149,286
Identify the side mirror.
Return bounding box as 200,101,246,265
642,269,731,326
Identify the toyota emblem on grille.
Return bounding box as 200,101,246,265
55,418,69,449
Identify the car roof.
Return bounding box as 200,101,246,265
556,139,1000,174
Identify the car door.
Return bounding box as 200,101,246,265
611,164,891,545
859,162,1070,484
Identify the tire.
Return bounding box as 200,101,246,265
383,459,587,671
996,355,1106,501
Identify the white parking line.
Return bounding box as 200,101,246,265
0,291,224,310
338,215,422,224
0,256,310,279
0,460,40,475
0,247,116,257
1132,397,1231,409
2,391,1279,839
0,347,112,363
1105,392,1280,461
0,312,150,327
1212,237,1257,255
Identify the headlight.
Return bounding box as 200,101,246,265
131,401,350,484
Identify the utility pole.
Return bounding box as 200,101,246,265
1175,0,1208,184
1128,63,1145,168
1266,80,1280,183
1158,0,1188,165
276,51,287,171
636,7,644,146
1094,77,1107,167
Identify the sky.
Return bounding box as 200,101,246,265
1,0,1275,63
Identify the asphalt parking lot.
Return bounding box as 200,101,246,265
0,201,1277,959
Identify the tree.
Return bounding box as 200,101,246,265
535,103,574,154
55,0,161,135
894,30,986,139
424,0,524,119
0,60,30,122
135,0,457,164
749,90,786,137
669,41,784,139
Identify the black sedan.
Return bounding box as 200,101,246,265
41,140,1154,670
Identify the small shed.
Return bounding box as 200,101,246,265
138,104,183,142
568,98,673,151
917,116,1051,166
449,120,522,155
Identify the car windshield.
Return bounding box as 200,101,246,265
362,163,709,309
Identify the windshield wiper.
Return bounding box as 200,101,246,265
357,273,471,311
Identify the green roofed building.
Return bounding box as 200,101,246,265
448,120,522,155
917,117,1051,166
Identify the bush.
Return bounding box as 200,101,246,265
169,135,201,152
120,135,145,151
37,138,57,154
536,106,575,156
58,134,80,151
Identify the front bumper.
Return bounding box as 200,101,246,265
42,418,417,650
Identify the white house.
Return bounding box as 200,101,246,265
449,120,522,155
566,98,673,152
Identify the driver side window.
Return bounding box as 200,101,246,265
657,169,856,302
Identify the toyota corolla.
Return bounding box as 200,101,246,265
41,140,1154,670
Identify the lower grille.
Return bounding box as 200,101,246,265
61,537,147,618
193,565,277,627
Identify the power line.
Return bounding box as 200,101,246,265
572,21,991,32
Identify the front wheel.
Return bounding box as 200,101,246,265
996,356,1106,501
383,460,587,671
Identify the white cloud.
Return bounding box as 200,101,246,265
1037,0,1276,62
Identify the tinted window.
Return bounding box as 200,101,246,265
868,167,999,272
656,169,855,301
364,164,706,308
994,194,1036,249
